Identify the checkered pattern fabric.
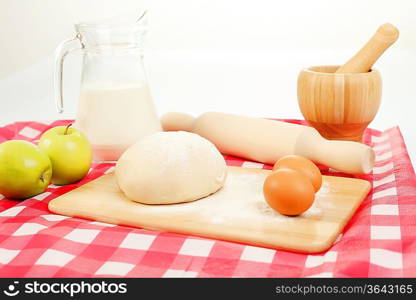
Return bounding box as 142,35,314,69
0,119,415,277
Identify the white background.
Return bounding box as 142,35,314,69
1,0,415,163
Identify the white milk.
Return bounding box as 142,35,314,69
74,82,162,161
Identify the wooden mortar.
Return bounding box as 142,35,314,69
297,65,382,142
297,23,398,142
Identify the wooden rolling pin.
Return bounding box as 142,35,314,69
336,23,399,73
161,112,375,174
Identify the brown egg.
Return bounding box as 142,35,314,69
273,155,322,192
263,168,315,216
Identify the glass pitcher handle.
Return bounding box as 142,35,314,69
53,34,82,113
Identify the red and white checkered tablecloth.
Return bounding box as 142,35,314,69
0,119,415,277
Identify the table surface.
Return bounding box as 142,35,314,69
1,49,415,165
1,119,415,277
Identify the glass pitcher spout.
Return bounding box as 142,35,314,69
75,12,148,51
136,10,147,24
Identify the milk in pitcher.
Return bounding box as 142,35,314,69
74,82,162,161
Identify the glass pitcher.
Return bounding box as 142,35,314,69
54,12,161,161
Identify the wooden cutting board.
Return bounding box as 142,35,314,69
48,166,370,253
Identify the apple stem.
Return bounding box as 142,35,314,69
64,124,72,135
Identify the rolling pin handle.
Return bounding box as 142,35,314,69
295,129,375,174
161,112,196,132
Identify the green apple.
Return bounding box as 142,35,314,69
38,125,92,185
0,140,52,199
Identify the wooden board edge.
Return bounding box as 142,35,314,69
310,180,372,253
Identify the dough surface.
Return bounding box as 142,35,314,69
115,131,227,204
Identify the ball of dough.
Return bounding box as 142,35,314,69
115,131,227,204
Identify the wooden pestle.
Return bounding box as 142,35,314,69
161,112,375,174
336,23,399,73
